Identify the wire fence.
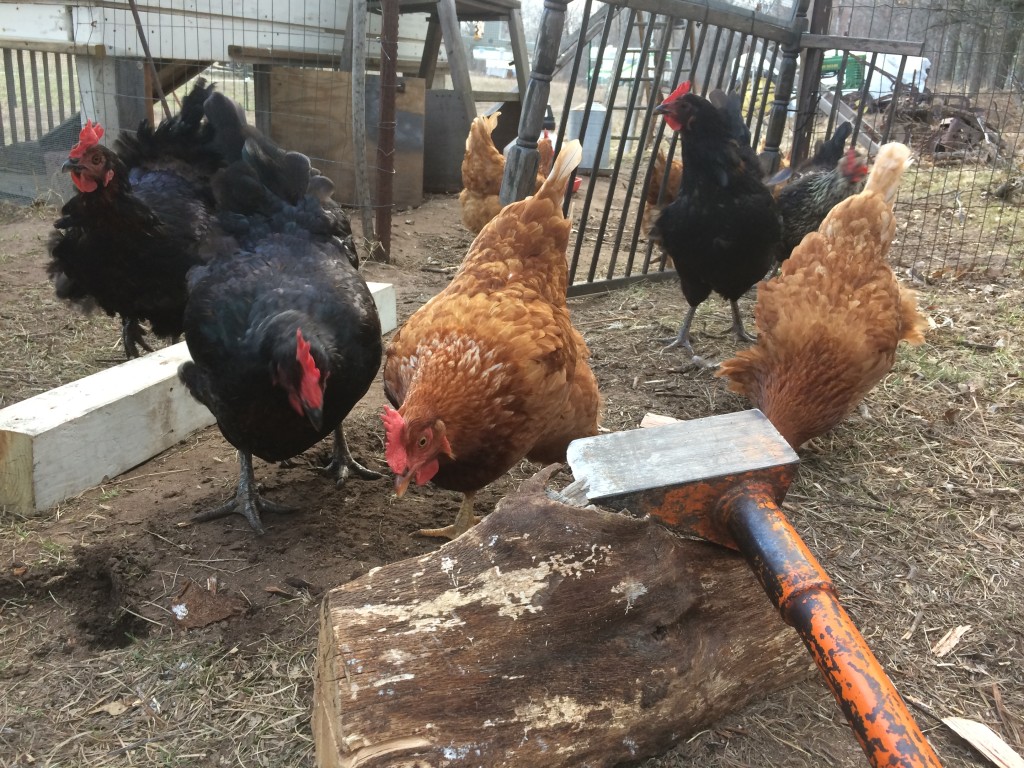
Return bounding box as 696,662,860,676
0,0,1021,279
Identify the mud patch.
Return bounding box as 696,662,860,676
59,544,153,650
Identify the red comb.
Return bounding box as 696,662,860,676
69,120,105,160
662,81,692,105
295,329,323,410
381,405,408,473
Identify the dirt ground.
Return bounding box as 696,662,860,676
0,191,1022,768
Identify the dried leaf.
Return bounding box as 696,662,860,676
942,717,1024,768
89,699,138,717
170,579,246,629
931,624,971,657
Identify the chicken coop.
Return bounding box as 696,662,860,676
2,0,1022,277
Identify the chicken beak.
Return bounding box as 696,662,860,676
61,158,79,174
393,471,413,498
304,406,324,433
653,103,668,115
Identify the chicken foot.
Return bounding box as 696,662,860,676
121,317,154,359
729,300,756,343
661,306,716,368
193,451,295,535
418,491,482,539
324,423,382,486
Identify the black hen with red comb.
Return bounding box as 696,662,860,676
47,80,225,358
652,83,782,366
178,116,381,535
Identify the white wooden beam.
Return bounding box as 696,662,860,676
0,282,396,514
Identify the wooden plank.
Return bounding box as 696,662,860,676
0,343,214,514
0,38,105,57
801,34,925,57
601,0,797,45
0,283,397,514
313,467,813,768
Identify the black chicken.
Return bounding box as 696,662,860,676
776,148,868,258
179,130,382,535
800,121,853,173
47,80,225,358
653,83,782,365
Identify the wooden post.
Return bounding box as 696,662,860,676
501,0,570,206
374,0,399,263
435,0,476,127
313,466,813,768
349,0,378,259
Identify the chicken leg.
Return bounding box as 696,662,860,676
418,491,481,539
662,306,716,368
193,451,295,535
324,423,382,486
729,299,756,343
121,316,154,359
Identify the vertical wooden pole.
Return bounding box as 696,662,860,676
436,0,476,127
350,0,378,259
375,0,399,263
501,0,570,205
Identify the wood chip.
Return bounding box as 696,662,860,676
942,717,1024,768
931,624,971,657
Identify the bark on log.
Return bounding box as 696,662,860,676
313,467,815,768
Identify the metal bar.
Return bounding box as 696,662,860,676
880,57,908,145
601,12,658,280
718,483,944,768
567,267,678,297
583,12,636,284
567,5,617,284
56,52,67,123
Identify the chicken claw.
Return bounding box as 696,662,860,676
324,424,382,487
121,317,154,359
729,300,756,343
418,492,481,539
193,451,295,535
660,306,717,368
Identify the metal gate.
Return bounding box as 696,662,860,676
523,0,1024,293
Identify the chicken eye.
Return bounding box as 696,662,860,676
417,435,428,448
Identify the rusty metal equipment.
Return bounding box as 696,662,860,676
566,409,943,768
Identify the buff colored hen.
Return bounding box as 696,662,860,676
383,140,600,539
716,142,927,449
458,112,552,233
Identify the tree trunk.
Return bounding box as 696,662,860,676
313,467,814,768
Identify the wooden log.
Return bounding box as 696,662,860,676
0,283,396,514
313,466,814,768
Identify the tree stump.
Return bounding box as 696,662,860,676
313,467,814,767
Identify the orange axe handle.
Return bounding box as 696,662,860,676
719,483,943,768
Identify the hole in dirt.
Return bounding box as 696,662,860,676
58,544,153,650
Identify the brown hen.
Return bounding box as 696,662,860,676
716,142,927,449
383,140,600,539
457,112,551,233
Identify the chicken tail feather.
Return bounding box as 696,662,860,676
864,142,912,203
539,139,583,200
